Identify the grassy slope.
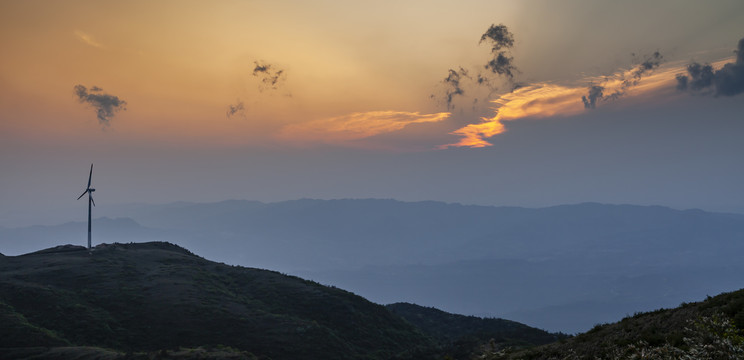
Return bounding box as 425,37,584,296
0,346,258,360
388,302,564,344
387,303,567,359
481,289,744,359
0,242,433,359
0,299,70,348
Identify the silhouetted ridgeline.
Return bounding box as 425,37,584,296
0,242,571,360
1,242,743,359
0,242,434,359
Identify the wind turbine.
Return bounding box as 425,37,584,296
77,163,96,250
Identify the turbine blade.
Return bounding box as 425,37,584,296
91,196,96,207
77,190,88,200
87,163,93,188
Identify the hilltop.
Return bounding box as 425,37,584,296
0,242,434,359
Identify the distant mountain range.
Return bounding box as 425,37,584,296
0,242,560,359
2,199,743,332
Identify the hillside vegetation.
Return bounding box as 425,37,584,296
387,303,567,359
0,242,434,359
3,240,741,359
481,289,744,359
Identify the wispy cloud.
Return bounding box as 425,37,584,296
279,111,450,146
73,30,103,49
433,24,516,111
73,85,127,126
226,100,246,119
439,67,470,111
480,24,517,79
252,61,287,92
582,51,663,109
442,61,693,149
443,83,586,148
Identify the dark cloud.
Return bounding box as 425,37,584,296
434,67,502,111
252,61,286,91
634,52,663,75
479,24,518,79
476,73,490,86
432,24,518,110
73,85,127,125
479,24,515,53
582,51,663,109
581,85,604,109
441,67,470,110
677,37,744,97
475,73,499,94
226,100,245,119
676,63,715,93
675,74,688,91
484,52,517,79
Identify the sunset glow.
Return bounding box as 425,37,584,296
1,0,743,221
443,84,585,148
441,58,735,148
279,111,451,146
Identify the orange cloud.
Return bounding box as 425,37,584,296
442,84,586,148
441,60,726,149
279,110,450,145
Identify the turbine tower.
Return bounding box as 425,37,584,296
77,163,96,250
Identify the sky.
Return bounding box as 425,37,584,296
1,0,743,227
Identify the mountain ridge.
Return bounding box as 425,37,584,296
0,241,435,359
2,242,742,359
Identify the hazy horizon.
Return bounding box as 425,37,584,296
3,196,744,229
